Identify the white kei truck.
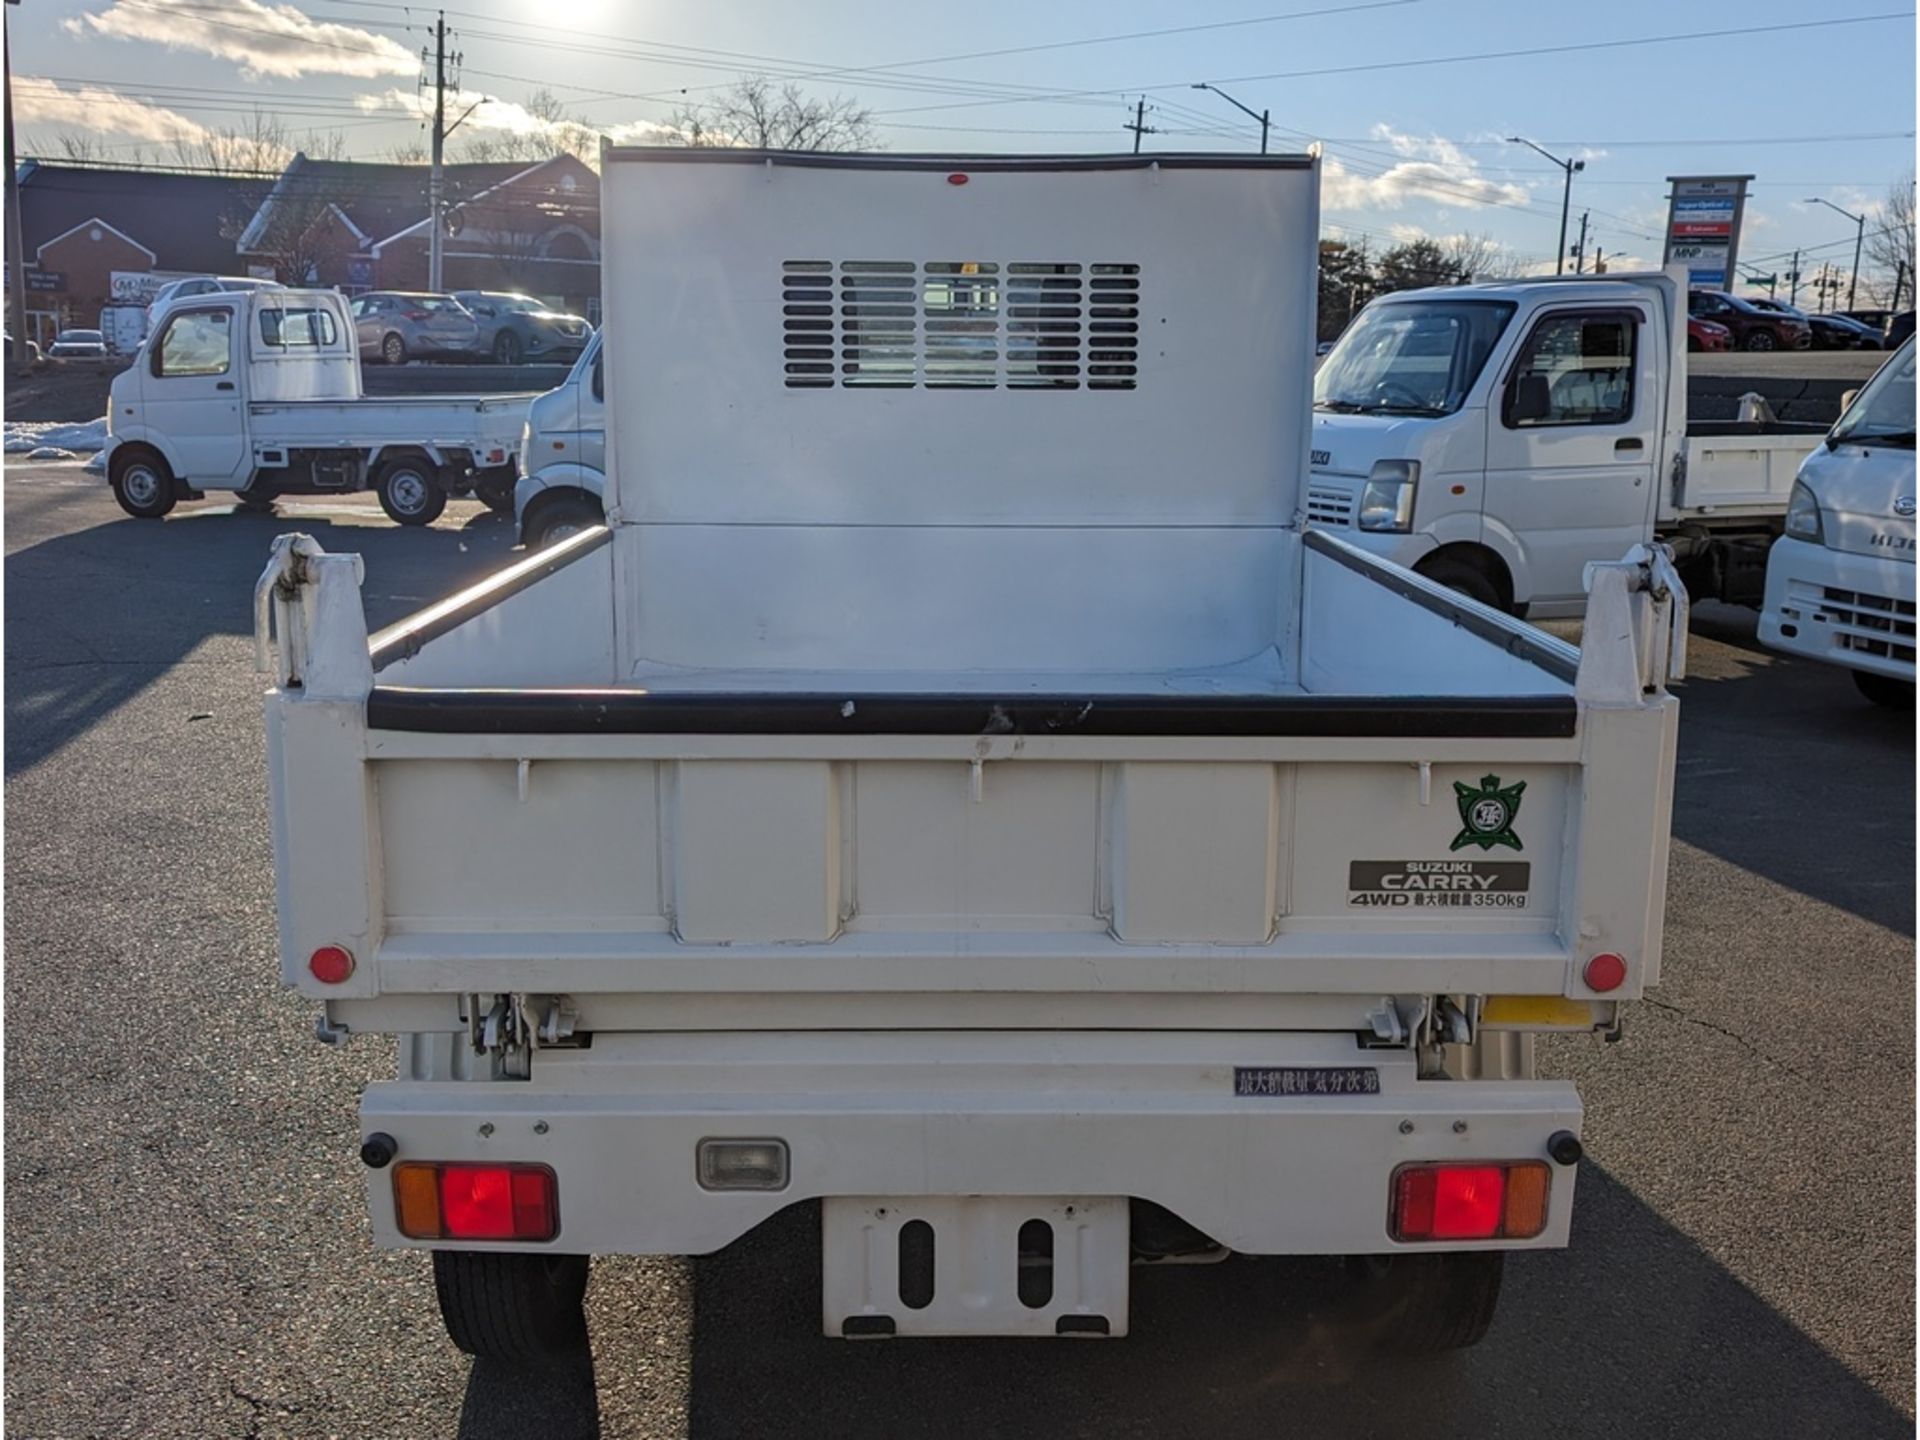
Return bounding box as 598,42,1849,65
1310,272,1828,618
514,328,608,548
259,149,1687,1362
1759,337,1917,708
102,290,531,526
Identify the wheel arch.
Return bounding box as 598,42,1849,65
1414,540,1517,612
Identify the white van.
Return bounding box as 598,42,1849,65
513,328,605,547
1758,339,1916,707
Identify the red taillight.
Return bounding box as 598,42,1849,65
1583,952,1627,992
1391,1162,1550,1241
308,944,354,984
392,1162,558,1241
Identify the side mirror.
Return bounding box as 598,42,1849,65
1508,372,1551,424
1839,389,1860,413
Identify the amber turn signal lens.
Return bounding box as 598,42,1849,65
392,1163,443,1239
1502,1161,1551,1239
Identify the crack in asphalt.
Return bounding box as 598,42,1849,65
1641,997,1815,1084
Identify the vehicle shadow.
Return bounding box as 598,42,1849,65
3,503,517,778
1666,601,1914,935
459,1354,602,1440
669,1169,1909,1440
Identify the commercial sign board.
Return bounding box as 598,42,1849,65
25,270,64,293
110,270,166,304
1663,176,1753,290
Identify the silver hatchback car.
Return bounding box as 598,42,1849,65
351,291,480,365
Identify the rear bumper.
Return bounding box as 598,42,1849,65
1759,536,1916,680
360,1030,1582,1257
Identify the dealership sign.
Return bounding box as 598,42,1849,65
1663,175,1753,289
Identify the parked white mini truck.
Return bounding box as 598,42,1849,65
1310,272,1827,617
260,149,1685,1361
513,328,606,548
103,290,530,525
1759,337,1916,707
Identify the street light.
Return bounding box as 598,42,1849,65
1803,196,1866,313
1191,82,1269,155
1508,137,1585,276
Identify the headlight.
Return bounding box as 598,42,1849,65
1358,459,1421,532
1784,479,1825,543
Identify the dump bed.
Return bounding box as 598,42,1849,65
262,151,1681,1046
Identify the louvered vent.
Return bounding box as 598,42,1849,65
782,260,1141,390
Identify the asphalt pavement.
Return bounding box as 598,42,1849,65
4,464,1913,1439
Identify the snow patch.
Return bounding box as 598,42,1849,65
26,446,76,460
4,418,109,455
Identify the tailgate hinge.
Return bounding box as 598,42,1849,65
469,994,580,1078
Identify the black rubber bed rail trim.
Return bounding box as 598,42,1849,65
600,147,1315,172
365,688,1577,738
1302,528,1583,685
368,526,611,674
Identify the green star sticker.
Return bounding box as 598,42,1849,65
1451,774,1526,852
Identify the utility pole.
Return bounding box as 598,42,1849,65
1805,195,1866,313
426,10,448,292
1509,138,1584,276
1190,82,1269,154
1572,210,1590,274
1123,98,1157,154
5,0,29,366
1787,249,1802,306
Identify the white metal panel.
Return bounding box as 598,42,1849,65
852,761,1100,929
671,760,842,943
1675,432,1823,517
1110,762,1284,943
618,522,1287,679
375,758,663,930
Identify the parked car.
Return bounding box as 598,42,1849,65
47,328,109,360
350,291,480,365
1686,316,1733,352
1744,298,1880,351
451,290,593,365
1687,290,1812,351
1839,308,1895,335
5,331,43,365
146,275,284,322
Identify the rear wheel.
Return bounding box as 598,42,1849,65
375,455,447,526
1853,669,1915,709
1350,1251,1505,1355
109,447,177,519
1744,329,1776,352
433,1251,590,1364
381,331,407,366
474,466,518,515
522,493,604,549
1416,555,1503,610
493,330,523,365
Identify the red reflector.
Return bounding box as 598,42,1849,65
308,945,354,984
1584,952,1627,992
946,173,969,186
437,1163,558,1241
1392,1164,1509,1240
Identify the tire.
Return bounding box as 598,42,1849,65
1416,556,1503,611
381,331,407,366
236,489,277,514
1687,336,1702,352
433,1251,589,1364
493,330,523,365
1351,1251,1505,1355
522,493,604,549
109,447,177,519
475,466,518,515
1744,329,1776,352
375,455,448,526
1853,669,1915,709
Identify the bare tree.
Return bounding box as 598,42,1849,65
456,89,601,166
1439,232,1507,283
1866,170,1916,307
212,130,358,283
667,77,875,151
52,132,147,166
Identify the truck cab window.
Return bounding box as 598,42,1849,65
152,309,232,378
260,308,339,348
1503,311,1637,428
1315,300,1515,417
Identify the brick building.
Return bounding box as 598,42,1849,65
10,152,603,346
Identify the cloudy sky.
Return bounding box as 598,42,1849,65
10,0,1917,288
